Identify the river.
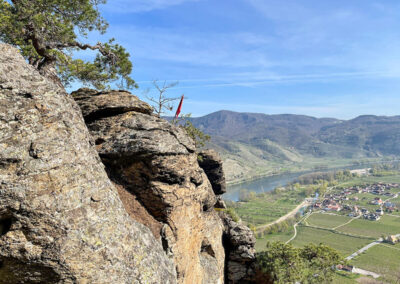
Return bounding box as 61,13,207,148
224,171,309,201
224,162,396,201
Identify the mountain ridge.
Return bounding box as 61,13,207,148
186,111,400,183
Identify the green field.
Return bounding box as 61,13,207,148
258,225,373,256
337,215,400,238
245,173,400,283
306,213,352,229
256,229,295,251
289,226,372,256
234,199,298,225
337,175,400,187
232,188,307,225
331,271,360,284
350,244,400,283
390,210,400,217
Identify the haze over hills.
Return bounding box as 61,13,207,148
189,111,400,183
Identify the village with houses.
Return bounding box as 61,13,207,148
296,180,400,281
239,166,400,282
313,183,400,222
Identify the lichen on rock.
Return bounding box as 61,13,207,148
72,88,226,284
220,212,257,284
0,42,257,284
0,44,176,284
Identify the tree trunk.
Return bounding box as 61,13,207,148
38,62,64,90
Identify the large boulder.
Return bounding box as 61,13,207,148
71,88,153,123
198,149,227,195
220,213,257,284
72,89,226,284
0,44,176,283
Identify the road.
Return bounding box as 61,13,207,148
281,185,399,279
286,223,298,244
333,215,361,230
381,195,398,211
257,186,336,235
345,238,383,261
286,211,312,244
352,268,380,279
256,200,311,233
387,214,400,218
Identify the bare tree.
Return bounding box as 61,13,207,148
146,80,180,117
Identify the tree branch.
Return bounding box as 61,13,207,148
50,41,118,65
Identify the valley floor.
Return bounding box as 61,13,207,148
233,173,400,283
225,156,396,185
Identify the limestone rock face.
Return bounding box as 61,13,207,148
220,213,256,284
198,149,226,195
72,89,225,284
0,44,176,283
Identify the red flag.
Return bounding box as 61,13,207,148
175,95,184,119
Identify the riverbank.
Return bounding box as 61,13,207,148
225,157,400,186
226,169,294,186
226,157,400,186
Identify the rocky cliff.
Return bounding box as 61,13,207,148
0,44,256,283
0,44,176,283
72,88,257,284
71,88,225,284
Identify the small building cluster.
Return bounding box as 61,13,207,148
314,198,343,212
346,183,399,196
363,212,381,221
370,197,383,205
383,201,397,213
336,264,355,273
384,235,400,244
313,183,399,221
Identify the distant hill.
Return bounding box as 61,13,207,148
187,111,400,183
318,115,400,156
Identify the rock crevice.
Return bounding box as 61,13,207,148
0,44,176,284
72,88,225,284
0,43,256,284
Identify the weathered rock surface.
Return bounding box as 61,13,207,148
0,44,176,283
220,212,257,284
215,196,227,209
198,149,256,282
72,89,226,284
198,149,226,195
71,88,153,123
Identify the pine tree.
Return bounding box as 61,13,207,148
0,0,136,90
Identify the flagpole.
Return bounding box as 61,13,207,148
174,94,184,123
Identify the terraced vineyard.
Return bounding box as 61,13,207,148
337,215,400,238
306,213,352,229
350,244,400,283
290,226,372,256
236,173,400,283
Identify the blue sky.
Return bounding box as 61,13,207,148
83,0,400,118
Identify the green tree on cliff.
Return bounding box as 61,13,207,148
0,0,136,90
256,242,343,283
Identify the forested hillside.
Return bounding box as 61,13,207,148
189,111,400,182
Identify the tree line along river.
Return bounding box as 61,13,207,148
224,163,395,201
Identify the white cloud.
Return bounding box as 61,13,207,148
104,0,199,13
245,0,310,21
137,70,400,90
107,25,276,68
